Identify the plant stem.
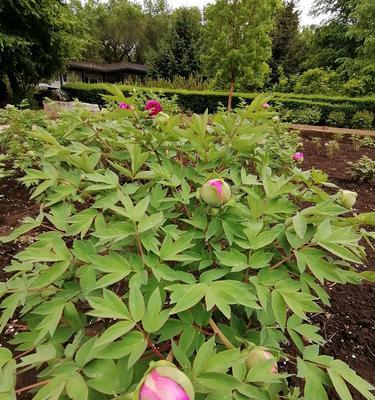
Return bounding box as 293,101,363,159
136,323,164,360
270,254,293,270
209,318,234,349
16,379,50,394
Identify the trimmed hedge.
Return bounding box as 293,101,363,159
62,83,375,128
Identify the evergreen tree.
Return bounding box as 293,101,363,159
203,0,280,110
269,0,305,83
149,7,203,79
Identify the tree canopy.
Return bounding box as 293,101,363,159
149,7,203,79
203,0,280,109
0,0,83,101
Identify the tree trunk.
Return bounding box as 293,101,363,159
227,79,235,112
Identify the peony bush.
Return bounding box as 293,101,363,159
0,87,374,400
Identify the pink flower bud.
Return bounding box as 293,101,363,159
145,100,163,117
200,179,231,208
246,348,278,374
139,364,194,400
292,152,304,163
119,102,133,110
262,103,271,109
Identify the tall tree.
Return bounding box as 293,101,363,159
0,0,83,101
303,0,363,70
350,0,375,65
142,0,171,64
269,0,305,83
203,0,280,110
149,7,203,79
93,0,145,63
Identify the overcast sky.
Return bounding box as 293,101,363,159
135,0,324,26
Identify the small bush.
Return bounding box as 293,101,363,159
294,68,339,95
326,139,340,157
348,156,375,182
351,135,375,151
327,111,347,127
286,107,322,125
342,78,366,97
351,110,374,129
311,137,322,149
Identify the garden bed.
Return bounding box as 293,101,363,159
0,134,374,399
295,135,375,399
0,97,374,400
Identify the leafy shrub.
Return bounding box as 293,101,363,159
294,68,339,95
351,110,375,129
62,82,375,128
342,78,367,97
351,135,375,151
348,156,375,182
284,107,322,125
0,92,374,400
327,111,347,127
126,74,214,91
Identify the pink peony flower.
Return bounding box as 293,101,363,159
262,103,271,109
292,152,304,163
145,100,163,117
119,102,130,109
140,370,190,400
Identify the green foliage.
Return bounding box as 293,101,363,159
0,0,84,101
350,0,375,66
62,82,375,128
0,91,375,400
269,0,306,83
294,68,339,95
0,106,47,169
126,74,213,91
348,156,375,183
284,107,322,125
311,137,322,149
351,135,375,151
327,111,347,127
149,7,203,79
351,111,374,129
325,140,340,158
203,0,280,95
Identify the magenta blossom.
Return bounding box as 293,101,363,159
145,100,163,117
292,152,304,163
140,370,190,400
262,103,271,109
119,102,130,109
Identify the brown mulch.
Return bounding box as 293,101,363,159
288,136,375,399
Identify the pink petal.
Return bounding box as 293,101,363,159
140,371,189,400
140,384,162,400
209,180,224,199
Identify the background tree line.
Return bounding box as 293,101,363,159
0,0,374,103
